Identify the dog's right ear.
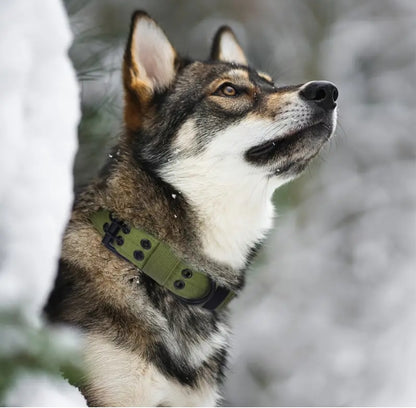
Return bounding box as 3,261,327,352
123,11,177,129
210,26,247,65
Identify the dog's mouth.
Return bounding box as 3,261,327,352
245,121,333,173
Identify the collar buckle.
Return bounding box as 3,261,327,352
102,216,123,251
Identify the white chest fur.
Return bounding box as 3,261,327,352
83,333,220,406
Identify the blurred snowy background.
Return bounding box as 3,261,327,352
1,0,415,406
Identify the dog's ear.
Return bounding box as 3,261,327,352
124,11,177,93
123,11,177,129
210,26,247,65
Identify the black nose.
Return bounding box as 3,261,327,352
299,81,338,110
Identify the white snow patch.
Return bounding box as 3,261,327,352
4,373,86,407
0,0,84,405
0,0,79,322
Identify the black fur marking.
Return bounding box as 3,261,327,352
140,273,219,334
245,121,331,167
150,342,198,387
140,273,228,388
140,273,171,310
210,347,228,385
245,240,265,269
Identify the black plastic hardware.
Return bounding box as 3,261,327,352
140,239,151,250
174,280,185,289
133,250,144,261
181,269,193,279
102,217,123,250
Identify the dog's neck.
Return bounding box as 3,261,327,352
192,176,276,270
95,149,284,279
160,157,285,271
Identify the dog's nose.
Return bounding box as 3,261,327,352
299,81,338,110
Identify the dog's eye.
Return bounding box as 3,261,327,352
222,85,237,97
216,83,239,97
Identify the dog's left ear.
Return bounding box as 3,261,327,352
210,26,247,65
124,11,177,93
123,12,178,129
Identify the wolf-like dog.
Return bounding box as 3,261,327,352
45,11,338,406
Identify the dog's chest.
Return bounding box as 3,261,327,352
83,327,227,406
162,315,230,366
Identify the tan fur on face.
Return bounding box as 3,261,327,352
258,71,273,83
260,90,299,120
205,69,250,94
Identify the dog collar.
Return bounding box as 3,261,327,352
90,209,235,311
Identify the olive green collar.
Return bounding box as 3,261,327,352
90,209,235,311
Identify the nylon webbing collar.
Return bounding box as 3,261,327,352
90,209,235,312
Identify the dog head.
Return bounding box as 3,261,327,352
122,11,337,191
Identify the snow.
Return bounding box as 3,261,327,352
0,0,84,405
0,0,78,321
4,373,86,407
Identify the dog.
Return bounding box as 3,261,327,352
45,10,338,406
